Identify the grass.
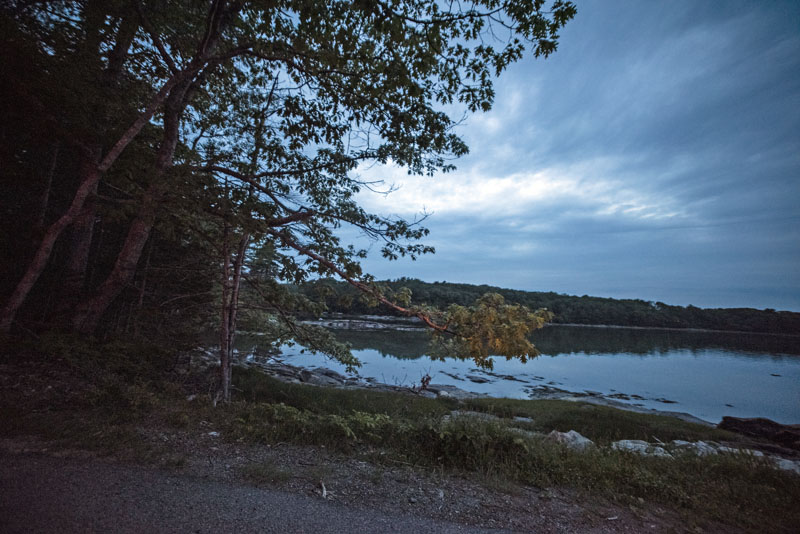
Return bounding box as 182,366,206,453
233,367,459,418
462,397,743,445
2,334,799,533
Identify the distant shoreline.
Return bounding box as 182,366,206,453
315,313,800,338
549,322,800,338
298,279,800,336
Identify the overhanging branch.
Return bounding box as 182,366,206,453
266,228,453,334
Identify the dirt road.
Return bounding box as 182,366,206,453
0,452,510,534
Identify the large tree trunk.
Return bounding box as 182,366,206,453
72,181,166,334
34,141,60,230
58,157,100,313
70,1,238,335
0,74,186,333
72,74,191,334
0,163,101,332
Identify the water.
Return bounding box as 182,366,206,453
237,324,800,424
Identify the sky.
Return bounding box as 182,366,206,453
352,0,800,311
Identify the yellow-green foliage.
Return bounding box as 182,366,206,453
434,293,553,368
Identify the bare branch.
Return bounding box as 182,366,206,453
266,228,453,334
134,0,179,75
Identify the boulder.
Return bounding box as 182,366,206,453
718,417,800,451
299,369,343,386
313,367,347,382
546,430,595,451
773,458,800,475
426,384,484,400
670,440,719,457
612,440,671,458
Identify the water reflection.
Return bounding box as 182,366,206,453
333,324,800,360
236,324,800,424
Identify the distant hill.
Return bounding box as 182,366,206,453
297,278,800,336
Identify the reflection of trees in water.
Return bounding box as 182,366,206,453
336,326,800,360
532,326,800,357
237,326,800,361
334,329,432,359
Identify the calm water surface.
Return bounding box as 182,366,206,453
239,325,800,424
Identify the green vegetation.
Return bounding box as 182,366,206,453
299,278,800,335
2,337,798,533
462,398,739,445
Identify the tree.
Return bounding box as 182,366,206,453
1,0,576,399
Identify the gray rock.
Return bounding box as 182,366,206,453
773,458,800,475
546,430,595,451
465,375,490,384
670,440,719,456
313,367,346,381
612,440,672,458
299,369,343,386
426,384,484,400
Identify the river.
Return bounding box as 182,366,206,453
236,322,800,424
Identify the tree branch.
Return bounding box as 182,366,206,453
266,228,453,334
134,1,179,75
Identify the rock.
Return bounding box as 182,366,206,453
612,440,671,458
546,430,595,451
465,375,490,384
655,398,678,404
313,367,347,381
438,371,464,381
773,458,800,475
718,417,800,451
299,369,343,386
426,384,484,400
670,440,719,457
513,416,534,424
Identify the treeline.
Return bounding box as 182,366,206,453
298,278,800,336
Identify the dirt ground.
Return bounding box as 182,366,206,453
0,430,729,534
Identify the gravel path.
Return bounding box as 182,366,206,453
0,451,511,534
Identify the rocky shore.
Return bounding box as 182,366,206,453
185,348,800,476
191,346,713,425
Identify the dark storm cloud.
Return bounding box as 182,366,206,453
356,0,800,310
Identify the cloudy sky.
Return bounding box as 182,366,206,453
353,0,800,311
